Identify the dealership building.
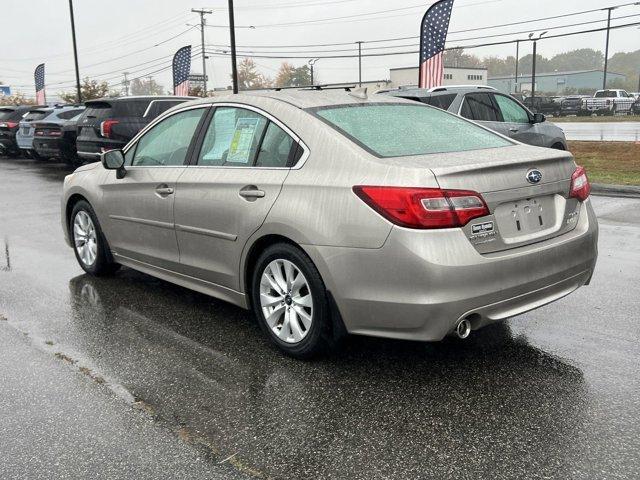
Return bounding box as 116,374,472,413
488,69,627,94
388,66,488,88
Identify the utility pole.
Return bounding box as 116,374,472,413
308,58,318,86
529,31,547,101
228,0,238,93
356,41,363,87
122,72,130,96
192,8,212,95
514,40,520,93
602,6,617,90
68,0,82,102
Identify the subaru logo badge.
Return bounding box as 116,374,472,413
526,169,542,184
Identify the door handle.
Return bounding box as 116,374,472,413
509,127,519,133
155,184,174,196
239,185,265,200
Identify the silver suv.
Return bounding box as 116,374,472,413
383,86,568,150
61,90,597,358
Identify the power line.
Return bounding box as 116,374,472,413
205,12,640,55
204,20,640,60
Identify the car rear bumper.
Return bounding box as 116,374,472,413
303,198,598,342
33,138,64,157
16,133,34,150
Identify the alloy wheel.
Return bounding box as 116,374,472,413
259,259,313,344
73,211,98,267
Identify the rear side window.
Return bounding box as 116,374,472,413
460,93,501,122
82,103,113,121
255,122,295,168
197,107,269,167
314,103,511,158
422,94,456,110
113,100,149,117
145,100,186,119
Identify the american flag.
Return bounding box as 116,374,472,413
418,0,454,89
173,45,191,96
34,63,46,104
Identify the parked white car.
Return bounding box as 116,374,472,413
583,89,635,115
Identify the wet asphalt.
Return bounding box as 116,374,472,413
0,156,639,480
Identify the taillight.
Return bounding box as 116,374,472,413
569,166,591,202
0,121,18,129
100,119,119,138
353,186,489,229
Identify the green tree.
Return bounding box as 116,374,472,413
130,77,164,96
607,49,640,92
59,77,115,103
236,58,272,90
484,55,517,77
443,48,482,68
275,62,311,87
0,93,37,106
547,48,604,72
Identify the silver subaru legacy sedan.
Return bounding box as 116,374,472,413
61,90,598,358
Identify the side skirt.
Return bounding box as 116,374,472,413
112,252,248,309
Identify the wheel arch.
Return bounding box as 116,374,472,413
241,232,348,343
65,193,90,237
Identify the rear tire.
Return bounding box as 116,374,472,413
70,200,119,276
251,243,331,359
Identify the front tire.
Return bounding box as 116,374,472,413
70,200,119,276
251,243,331,359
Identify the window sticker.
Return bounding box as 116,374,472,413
227,117,259,163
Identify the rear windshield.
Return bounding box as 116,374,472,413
0,109,19,121
595,90,617,98
82,102,113,121
23,110,52,121
83,100,149,119
313,103,511,157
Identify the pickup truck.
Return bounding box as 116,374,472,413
584,89,635,115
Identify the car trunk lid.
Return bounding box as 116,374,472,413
386,145,581,253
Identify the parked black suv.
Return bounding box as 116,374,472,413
0,105,46,156
33,112,85,165
75,96,194,160
522,96,561,117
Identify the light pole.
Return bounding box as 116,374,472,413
68,0,82,102
601,6,618,90
529,31,547,100
228,0,238,93
356,41,363,87
308,58,318,86
514,40,520,93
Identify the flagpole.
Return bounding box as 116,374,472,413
68,0,82,102
228,0,239,94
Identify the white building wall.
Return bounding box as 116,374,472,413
389,67,487,88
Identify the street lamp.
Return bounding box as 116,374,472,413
308,58,318,86
529,31,547,100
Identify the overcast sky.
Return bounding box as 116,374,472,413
1,0,638,99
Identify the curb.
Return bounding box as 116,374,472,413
591,183,640,199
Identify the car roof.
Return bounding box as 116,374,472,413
180,89,411,111
384,85,496,97
85,96,196,104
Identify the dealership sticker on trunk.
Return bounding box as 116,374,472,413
469,221,496,244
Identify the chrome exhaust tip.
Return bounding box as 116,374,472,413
455,318,472,339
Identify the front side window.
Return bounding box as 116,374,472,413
132,108,205,166
494,95,530,123
313,103,511,158
197,107,268,166
460,93,501,122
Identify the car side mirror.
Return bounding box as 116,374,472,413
101,149,126,179
533,113,546,124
